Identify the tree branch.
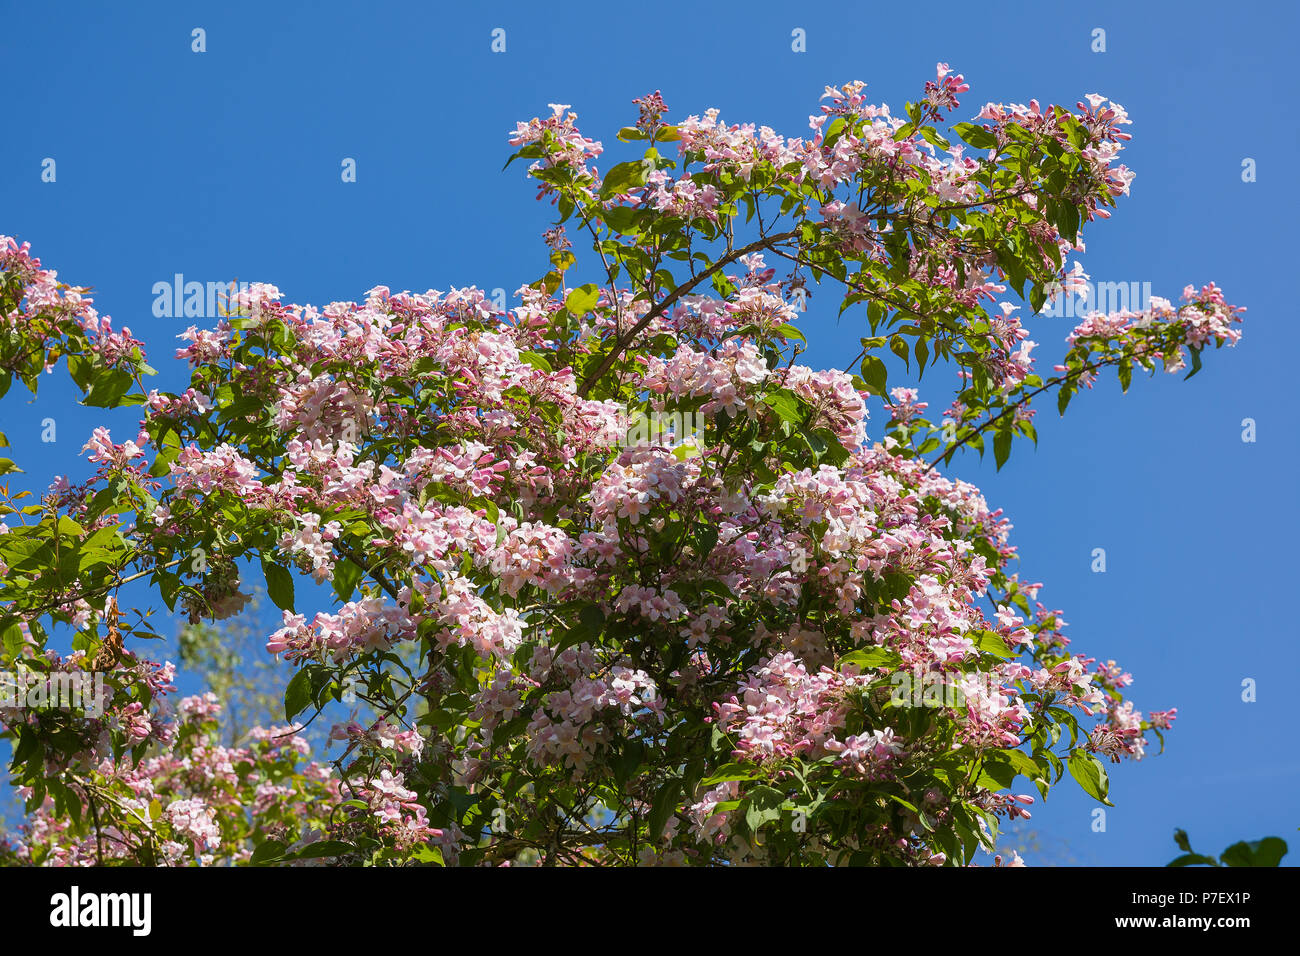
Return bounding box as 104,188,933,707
576,229,799,397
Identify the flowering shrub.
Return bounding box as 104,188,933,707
0,66,1244,866
0,692,344,866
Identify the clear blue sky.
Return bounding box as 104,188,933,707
2,0,1296,865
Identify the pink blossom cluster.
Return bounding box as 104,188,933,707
1061,282,1244,377
711,651,898,771
0,236,145,370
466,643,664,778
4,692,345,867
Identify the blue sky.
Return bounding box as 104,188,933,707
2,0,1296,865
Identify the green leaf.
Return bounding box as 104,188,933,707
565,284,600,316
1029,283,1047,314
919,127,951,151
860,355,888,397
249,840,287,865
518,351,553,372
822,117,848,149
744,788,785,833
914,337,930,375
289,840,355,860
838,646,901,670
332,557,363,602
1220,837,1288,867
600,161,648,199
993,428,1012,471
974,753,1019,790
700,762,759,786
83,367,133,408
602,206,641,235
890,335,911,371
952,122,997,150
1058,202,1080,244
578,603,605,635
975,631,1015,659
261,557,295,612
647,779,682,842
612,739,644,787
1057,385,1073,416
284,668,313,722
66,354,93,391
999,748,1045,783
411,843,445,865
762,390,804,424
1067,750,1112,806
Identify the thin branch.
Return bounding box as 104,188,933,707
576,229,799,397
923,338,1170,473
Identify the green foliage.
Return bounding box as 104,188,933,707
1168,828,1290,867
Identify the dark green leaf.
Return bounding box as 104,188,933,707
993,428,1012,471
284,668,312,722
261,557,295,612
859,355,888,397
647,779,682,842
332,557,363,602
